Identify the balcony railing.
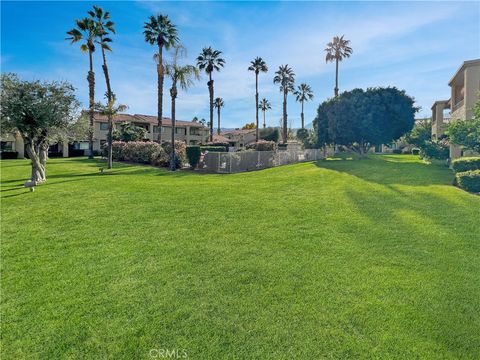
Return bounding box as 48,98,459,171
452,99,464,113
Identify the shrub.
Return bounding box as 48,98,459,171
411,148,420,155
420,140,449,160
160,141,187,168
0,151,18,159
452,157,480,173
111,141,161,163
200,146,227,152
186,146,201,169
246,140,277,151
392,149,402,154
456,170,480,193
260,127,280,142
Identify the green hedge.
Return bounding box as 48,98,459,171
200,146,227,152
452,157,480,173
455,170,480,193
186,146,201,169
0,151,18,159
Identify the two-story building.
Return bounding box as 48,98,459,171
220,129,256,150
431,59,480,158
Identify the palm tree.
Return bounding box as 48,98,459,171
67,17,99,159
294,83,314,129
325,35,352,97
88,5,116,168
248,57,268,141
144,14,179,142
214,97,224,135
94,96,128,164
166,46,200,171
273,65,295,144
258,98,271,128
196,47,225,142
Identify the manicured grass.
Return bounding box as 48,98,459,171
1,155,479,359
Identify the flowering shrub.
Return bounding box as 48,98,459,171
246,140,277,151
110,141,186,168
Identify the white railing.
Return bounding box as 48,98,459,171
199,149,324,173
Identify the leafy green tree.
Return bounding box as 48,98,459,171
325,35,353,97
67,17,100,158
294,83,314,129
88,5,116,168
113,122,147,142
144,14,179,142
1,74,79,182
273,65,295,144
448,118,480,153
197,47,225,142
214,97,224,135
258,98,271,129
248,57,268,141
314,87,417,154
405,118,431,148
259,127,279,142
166,46,200,170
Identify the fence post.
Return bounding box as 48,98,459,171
218,153,220,173
229,152,232,173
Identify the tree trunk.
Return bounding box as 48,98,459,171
157,45,164,143
255,72,259,142
208,73,214,142
283,90,288,144
263,110,266,128
334,58,339,97
101,47,114,169
88,49,95,159
170,85,177,171
301,100,305,129
217,107,221,135
25,140,46,183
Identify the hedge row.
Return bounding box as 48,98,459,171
108,141,186,168
246,140,277,151
455,170,480,193
451,157,480,173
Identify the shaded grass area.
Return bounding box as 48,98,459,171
1,155,479,359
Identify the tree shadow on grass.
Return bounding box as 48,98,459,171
314,155,453,187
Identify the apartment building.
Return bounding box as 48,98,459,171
431,59,480,158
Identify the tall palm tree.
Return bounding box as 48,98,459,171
325,35,352,97
294,83,314,129
248,57,268,141
94,96,128,157
166,46,200,171
258,98,271,128
214,97,224,135
67,17,99,159
273,65,295,144
88,5,116,168
144,14,179,142
196,47,225,142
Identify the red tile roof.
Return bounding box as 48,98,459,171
93,112,206,127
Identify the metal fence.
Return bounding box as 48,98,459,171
199,149,324,173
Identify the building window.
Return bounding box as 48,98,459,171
176,127,186,135
100,123,109,131
162,126,168,133
153,126,160,133
190,127,200,135
1,141,13,151
74,142,89,150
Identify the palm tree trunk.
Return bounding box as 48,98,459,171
87,49,95,159
101,47,114,169
334,58,339,97
283,90,288,144
208,73,214,142
255,72,259,142
217,107,221,135
263,110,266,128
170,85,177,171
157,45,164,143
301,100,305,129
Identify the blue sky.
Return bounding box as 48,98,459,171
1,1,479,128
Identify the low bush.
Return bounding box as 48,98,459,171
411,148,420,155
110,141,186,168
246,140,277,151
158,141,187,168
186,146,201,169
392,149,402,154
455,170,480,193
200,146,227,153
260,127,280,142
420,141,449,160
452,157,480,173
0,151,18,159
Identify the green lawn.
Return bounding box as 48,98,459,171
1,155,479,359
